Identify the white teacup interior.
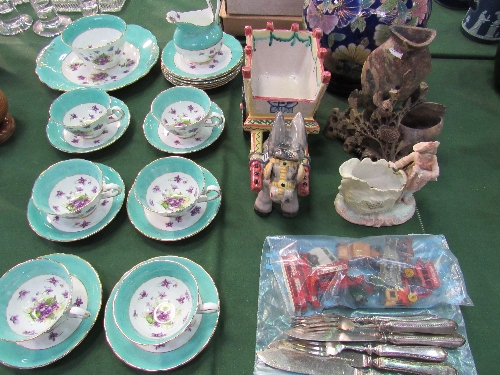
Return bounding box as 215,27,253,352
128,276,193,339
72,27,123,50
63,103,106,127
7,275,71,337
146,172,199,214
48,174,99,215
161,101,205,127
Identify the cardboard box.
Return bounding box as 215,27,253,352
220,0,305,37
226,0,304,16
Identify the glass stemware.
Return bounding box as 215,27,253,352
0,0,32,35
29,0,71,37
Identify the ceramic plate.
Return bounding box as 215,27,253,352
0,253,101,369
161,63,241,90
127,167,220,241
104,255,219,371
36,24,159,91
46,97,130,153
161,33,243,81
27,163,125,242
143,103,224,153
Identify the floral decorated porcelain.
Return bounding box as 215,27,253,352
113,259,218,348
133,157,220,218
0,253,102,368
166,0,223,64
302,0,432,94
46,96,130,153
31,159,121,219
36,24,159,91
104,256,219,371
127,166,221,241
150,87,223,139
161,33,243,90
49,88,124,139
27,163,125,242
0,258,89,343
143,102,224,154
61,14,127,70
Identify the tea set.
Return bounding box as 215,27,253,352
161,0,243,89
35,14,160,91
104,255,219,371
0,253,101,368
0,252,218,370
127,157,221,241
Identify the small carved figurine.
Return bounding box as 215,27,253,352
254,112,308,217
393,141,440,205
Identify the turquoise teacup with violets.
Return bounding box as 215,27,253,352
113,259,218,347
0,258,89,343
151,86,224,139
134,156,220,217
61,14,127,70
50,88,124,139
31,159,122,219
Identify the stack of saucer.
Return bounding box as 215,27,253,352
104,256,219,371
161,33,243,90
127,157,221,241
0,254,101,368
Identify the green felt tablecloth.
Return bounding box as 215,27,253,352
0,1,499,374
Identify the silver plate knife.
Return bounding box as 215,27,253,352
258,347,458,375
285,328,466,348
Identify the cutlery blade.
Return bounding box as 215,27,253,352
257,347,379,375
258,347,458,375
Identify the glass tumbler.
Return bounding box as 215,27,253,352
29,0,71,37
0,0,32,35
77,0,97,16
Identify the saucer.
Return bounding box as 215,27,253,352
161,33,243,88
36,24,159,91
161,63,241,90
127,167,220,241
47,97,130,153
143,103,224,153
27,163,125,242
104,256,219,371
0,253,101,369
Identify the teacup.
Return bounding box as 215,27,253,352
113,259,218,347
134,156,220,217
49,88,124,139
151,87,224,139
31,159,122,219
0,258,90,343
61,14,127,70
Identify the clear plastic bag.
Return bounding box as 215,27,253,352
254,234,477,375
268,235,472,313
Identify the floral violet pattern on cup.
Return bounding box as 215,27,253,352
162,101,204,127
129,276,192,339
146,173,198,214
48,174,99,215
7,275,70,336
62,44,139,86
